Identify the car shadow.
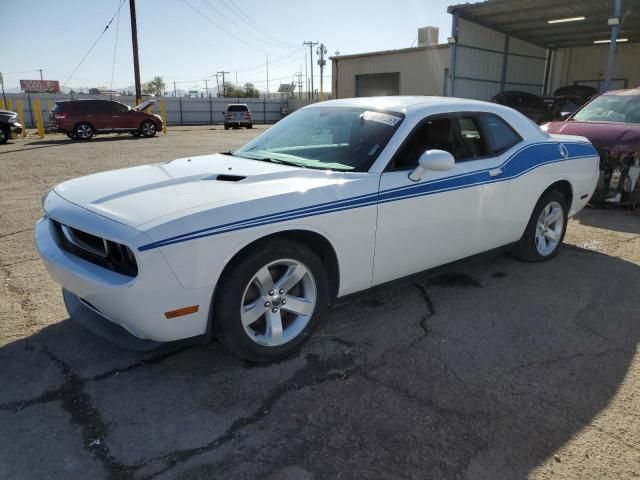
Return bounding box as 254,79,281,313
574,206,640,235
1,247,638,479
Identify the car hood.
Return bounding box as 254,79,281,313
53,154,359,228
133,99,156,111
545,121,640,153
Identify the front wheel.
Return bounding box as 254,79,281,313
140,120,157,137
512,190,568,262
247,123,253,129
214,241,329,362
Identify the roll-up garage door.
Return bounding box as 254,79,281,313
355,73,400,97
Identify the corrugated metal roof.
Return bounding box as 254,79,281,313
448,0,640,48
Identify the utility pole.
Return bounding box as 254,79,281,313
0,72,6,106
129,0,142,105
204,79,209,97
266,54,269,98
316,43,327,100
217,71,229,97
304,48,308,99
296,72,303,99
303,41,318,99
38,69,44,93
173,81,177,97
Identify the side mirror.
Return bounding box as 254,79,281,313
408,149,455,181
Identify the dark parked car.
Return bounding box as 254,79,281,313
543,87,640,207
0,109,22,144
491,90,551,124
224,104,253,130
552,85,598,119
49,99,162,140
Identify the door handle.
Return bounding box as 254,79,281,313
489,168,503,177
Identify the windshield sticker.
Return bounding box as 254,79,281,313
361,111,402,126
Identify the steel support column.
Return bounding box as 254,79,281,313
448,12,459,97
603,0,622,92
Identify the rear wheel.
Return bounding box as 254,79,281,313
214,241,328,362
512,190,567,262
247,123,253,129
0,126,9,144
140,120,157,137
74,122,93,140
224,124,230,130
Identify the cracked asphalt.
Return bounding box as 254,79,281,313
1,127,639,479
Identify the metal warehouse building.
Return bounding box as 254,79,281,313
331,0,640,101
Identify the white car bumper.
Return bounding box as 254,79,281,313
35,197,214,347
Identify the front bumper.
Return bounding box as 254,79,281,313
35,192,214,347
63,289,164,351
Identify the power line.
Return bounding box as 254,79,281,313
180,0,285,55
201,0,293,50
219,0,297,48
63,0,127,87
110,0,122,92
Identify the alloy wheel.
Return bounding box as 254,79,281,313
240,259,317,347
142,122,156,136
535,201,564,256
76,124,92,139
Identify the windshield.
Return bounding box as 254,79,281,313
572,95,640,124
234,107,404,171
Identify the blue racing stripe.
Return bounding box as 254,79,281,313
138,141,596,251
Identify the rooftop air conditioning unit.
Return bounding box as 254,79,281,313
418,26,439,47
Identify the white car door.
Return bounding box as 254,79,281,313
372,112,521,286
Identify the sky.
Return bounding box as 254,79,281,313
0,0,454,94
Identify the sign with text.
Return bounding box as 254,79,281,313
20,80,60,93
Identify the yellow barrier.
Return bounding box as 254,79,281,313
6,98,12,111
48,100,53,113
33,98,45,139
17,100,27,138
160,99,167,134
0,99,4,109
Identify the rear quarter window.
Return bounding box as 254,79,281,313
480,113,522,154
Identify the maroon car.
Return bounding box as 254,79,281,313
543,87,640,207
49,99,163,140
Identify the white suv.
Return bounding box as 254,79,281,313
224,104,253,130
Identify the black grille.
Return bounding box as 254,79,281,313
51,220,138,277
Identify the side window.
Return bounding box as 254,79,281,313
391,115,490,169
113,102,129,113
456,116,490,160
480,113,522,154
392,118,459,169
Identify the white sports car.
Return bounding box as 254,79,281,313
36,97,599,361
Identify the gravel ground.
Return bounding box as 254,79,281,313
1,127,639,479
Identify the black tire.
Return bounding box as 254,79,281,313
213,240,329,362
0,126,9,144
74,122,94,140
512,190,568,262
224,124,230,130
140,120,157,137
247,123,253,129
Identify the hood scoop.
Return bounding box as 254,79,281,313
204,174,246,182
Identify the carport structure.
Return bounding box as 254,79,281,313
447,0,640,100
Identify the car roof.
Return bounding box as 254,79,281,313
603,87,640,96
309,95,512,115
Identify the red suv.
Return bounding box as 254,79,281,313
49,99,163,140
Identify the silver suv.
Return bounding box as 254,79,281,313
224,104,253,130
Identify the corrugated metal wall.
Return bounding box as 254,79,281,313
2,93,286,128
451,18,548,100
549,43,640,92
332,46,450,98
